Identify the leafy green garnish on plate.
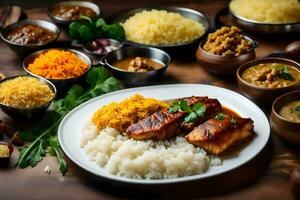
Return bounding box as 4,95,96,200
231,117,237,124
215,113,225,120
169,100,206,123
274,65,295,81
69,16,125,42
17,67,121,175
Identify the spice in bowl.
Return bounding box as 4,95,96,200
27,49,89,79
0,143,9,157
0,76,54,108
203,26,252,56
241,63,300,88
83,38,122,55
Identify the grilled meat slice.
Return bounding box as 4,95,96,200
126,96,208,140
185,116,254,155
180,98,222,131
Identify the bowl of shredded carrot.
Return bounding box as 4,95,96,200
23,48,91,91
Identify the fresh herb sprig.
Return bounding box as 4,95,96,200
169,100,206,123
274,65,295,81
17,67,121,175
69,16,125,42
290,105,300,119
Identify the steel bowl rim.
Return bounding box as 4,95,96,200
23,48,92,82
199,35,258,59
229,8,300,26
82,38,125,56
0,75,57,110
237,57,300,91
0,19,61,47
102,46,171,74
47,1,101,23
106,6,210,48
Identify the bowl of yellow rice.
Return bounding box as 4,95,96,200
227,0,300,34
0,75,56,119
106,6,210,51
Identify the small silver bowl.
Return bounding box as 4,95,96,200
100,46,171,87
48,1,101,28
0,75,56,120
0,19,60,57
23,48,92,92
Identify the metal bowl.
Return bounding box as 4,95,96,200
0,19,60,58
48,1,101,28
106,6,210,52
23,48,92,92
82,38,124,56
100,46,171,87
0,75,56,119
228,7,300,34
196,36,258,76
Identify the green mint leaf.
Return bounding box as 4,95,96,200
274,65,285,71
184,112,197,123
180,100,192,112
215,113,225,120
231,117,237,124
192,102,206,118
295,105,300,112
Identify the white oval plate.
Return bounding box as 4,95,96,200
58,84,270,184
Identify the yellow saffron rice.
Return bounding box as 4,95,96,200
229,0,300,24
122,9,205,45
92,94,169,132
0,77,54,108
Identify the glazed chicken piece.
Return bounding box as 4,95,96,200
180,98,222,131
126,96,208,140
185,115,254,155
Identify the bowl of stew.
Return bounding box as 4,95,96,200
270,90,300,145
0,19,60,57
100,46,170,86
48,1,100,28
237,57,300,105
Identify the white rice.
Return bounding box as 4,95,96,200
81,121,221,179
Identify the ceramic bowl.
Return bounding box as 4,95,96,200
196,36,258,76
237,57,300,105
270,90,300,145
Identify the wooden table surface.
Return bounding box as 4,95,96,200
0,0,299,199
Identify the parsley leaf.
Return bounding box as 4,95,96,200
215,113,225,120
168,100,206,123
193,102,206,118
169,101,181,113
231,117,237,124
295,106,300,112
184,112,198,123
